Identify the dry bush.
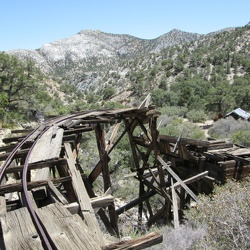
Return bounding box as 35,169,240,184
209,117,250,146
149,224,206,250
185,180,250,249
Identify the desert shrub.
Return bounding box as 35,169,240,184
186,109,208,123
160,106,188,117
102,101,124,109
150,224,206,250
209,117,250,146
102,87,115,100
231,130,250,147
159,117,206,140
185,180,250,249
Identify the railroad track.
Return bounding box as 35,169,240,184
1,105,249,249
0,111,97,249
0,107,163,249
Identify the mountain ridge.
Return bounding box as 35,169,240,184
6,28,205,73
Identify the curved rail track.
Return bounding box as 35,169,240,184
0,111,94,249
0,105,249,249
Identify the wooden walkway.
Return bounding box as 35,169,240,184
0,103,249,249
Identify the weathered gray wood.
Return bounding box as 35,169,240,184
1,207,43,249
0,196,6,216
64,142,104,245
102,231,162,250
5,158,67,174
28,127,64,163
157,155,198,202
171,178,179,229
0,176,72,195
95,124,119,236
138,93,151,108
117,171,208,216
47,180,69,205
105,123,121,152
36,203,101,250
91,194,114,212
64,202,79,214
29,127,64,200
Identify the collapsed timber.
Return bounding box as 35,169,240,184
0,105,249,249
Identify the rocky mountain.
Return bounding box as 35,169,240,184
7,29,203,74
6,25,250,110
2,24,250,120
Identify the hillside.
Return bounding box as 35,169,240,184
2,24,250,120
7,29,203,74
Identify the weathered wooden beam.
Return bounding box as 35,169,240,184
102,231,162,250
135,173,168,198
157,156,198,202
82,175,118,236
63,126,94,135
0,148,29,161
90,194,114,211
124,118,140,170
95,124,119,236
116,171,208,216
29,126,64,164
4,158,67,174
47,180,69,205
64,202,80,214
64,142,104,245
36,203,101,250
0,196,6,216
1,207,43,249
0,176,72,195
2,136,26,144
95,124,110,192
88,121,130,184
171,178,179,229
10,129,33,134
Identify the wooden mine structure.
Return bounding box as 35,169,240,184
0,101,249,249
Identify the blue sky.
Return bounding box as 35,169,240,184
1,0,249,51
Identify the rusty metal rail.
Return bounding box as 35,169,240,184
0,105,249,249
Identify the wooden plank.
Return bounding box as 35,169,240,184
64,142,104,245
229,148,250,156
29,127,64,200
105,123,121,152
36,203,101,250
94,124,119,236
64,202,79,214
0,176,72,196
157,156,198,202
171,178,179,229
28,127,64,163
90,194,114,212
102,231,162,250
47,180,69,205
0,149,29,161
0,196,6,216
116,171,208,215
0,207,43,249
5,158,67,174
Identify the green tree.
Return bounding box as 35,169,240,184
205,80,234,114
102,87,115,100
0,52,39,110
0,92,8,119
232,76,250,110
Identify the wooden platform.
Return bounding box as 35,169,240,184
0,104,249,249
